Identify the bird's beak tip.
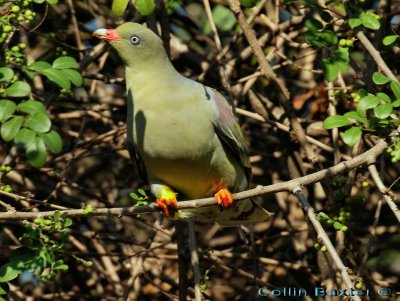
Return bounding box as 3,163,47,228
92,28,107,39
92,29,120,41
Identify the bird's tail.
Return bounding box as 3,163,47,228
216,198,273,227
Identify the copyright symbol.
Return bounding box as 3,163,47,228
378,288,392,296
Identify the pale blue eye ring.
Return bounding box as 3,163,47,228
130,35,140,45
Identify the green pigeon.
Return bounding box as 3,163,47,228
93,22,271,226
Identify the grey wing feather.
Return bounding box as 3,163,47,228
211,89,252,180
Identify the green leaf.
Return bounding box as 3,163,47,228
15,128,36,148
343,111,368,124
319,30,337,46
360,12,380,30
0,116,24,142
112,0,129,16
0,100,16,122
374,103,393,119
47,0,58,4
392,99,400,107
332,47,349,73
27,136,47,167
383,35,398,46
17,100,47,115
359,89,368,98
61,218,73,228
372,72,390,85
135,0,155,16
0,263,21,282
357,95,379,117
333,221,342,230
42,69,71,90
240,0,259,8
5,81,31,97
376,92,391,103
323,115,352,129
348,17,362,28
305,18,323,30
305,30,337,48
390,80,400,99
54,262,68,271
52,56,79,70
39,130,62,153
0,67,14,82
30,61,52,73
211,5,236,32
0,285,7,295
60,69,83,87
24,112,51,133
322,59,339,82
343,126,362,146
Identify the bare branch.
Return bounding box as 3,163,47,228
0,139,387,221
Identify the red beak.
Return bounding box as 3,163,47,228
92,29,120,42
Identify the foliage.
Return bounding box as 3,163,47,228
323,73,400,146
0,1,83,167
0,211,73,297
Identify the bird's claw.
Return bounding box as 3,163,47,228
156,198,178,218
214,188,234,210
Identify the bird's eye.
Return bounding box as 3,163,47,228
130,35,140,45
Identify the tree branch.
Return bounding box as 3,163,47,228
0,139,387,221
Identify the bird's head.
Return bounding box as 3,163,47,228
93,22,167,68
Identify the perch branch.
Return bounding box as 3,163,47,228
0,139,387,221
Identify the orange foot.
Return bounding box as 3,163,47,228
156,198,178,218
214,188,234,210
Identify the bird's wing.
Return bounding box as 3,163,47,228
210,88,252,180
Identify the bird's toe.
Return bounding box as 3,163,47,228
214,188,234,209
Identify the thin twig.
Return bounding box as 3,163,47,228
368,164,400,223
227,0,320,165
356,31,397,81
293,188,361,301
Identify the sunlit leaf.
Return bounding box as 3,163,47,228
374,103,393,119
135,0,155,16
5,81,31,97
42,69,71,90
383,35,398,46
0,67,14,82
372,72,390,85
323,115,352,129
25,112,51,133
60,69,83,87
0,116,24,141
18,100,47,115
0,100,16,122
343,126,362,146
39,130,63,153
112,0,129,16
357,95,379,116
52,56,79,70
360,12,380,30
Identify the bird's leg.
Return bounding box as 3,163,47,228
151,183,178,218
214,186,234,209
